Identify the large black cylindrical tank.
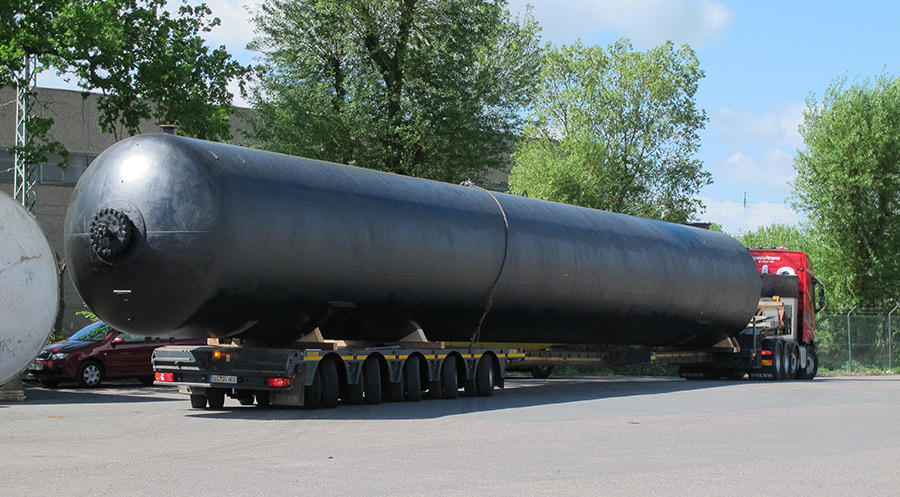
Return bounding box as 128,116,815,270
65,134,760,346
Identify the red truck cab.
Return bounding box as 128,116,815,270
748,248,825,345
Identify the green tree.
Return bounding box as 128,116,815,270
248,0,541,183
793,73,900,308
736,223,812,253
508,40,710,223
1,0,248,166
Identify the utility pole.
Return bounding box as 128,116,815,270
13,54,37,211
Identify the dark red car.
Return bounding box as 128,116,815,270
28,321,204,388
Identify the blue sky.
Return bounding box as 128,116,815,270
39,1,900,233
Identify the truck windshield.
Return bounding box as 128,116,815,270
69,322,113,341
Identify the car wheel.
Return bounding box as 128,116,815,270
77,361,104,388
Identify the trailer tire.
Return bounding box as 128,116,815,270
475,357,495,397
190,393,207,409
797,347,818,380
207,389,226,409
319,360,339,408
529,365,553,379
404,356,422,402
362,358,382,405
440,357,459,399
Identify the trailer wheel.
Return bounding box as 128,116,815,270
304,367,322,409
529,365,553,379
404,356,422,402
475,357,495,397
189,393,207,409
440,357,459,399
796,347,818,380
319,360,339,408
207,389,226,409
362,358,382,405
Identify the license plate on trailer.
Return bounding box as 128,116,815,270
29,362,44,371
209,375,237,384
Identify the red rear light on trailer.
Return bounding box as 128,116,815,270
761,350,772,356
267,377,291,388
155,372,174,382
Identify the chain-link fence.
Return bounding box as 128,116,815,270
816,310,900,373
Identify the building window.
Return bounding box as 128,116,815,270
0,149,93,186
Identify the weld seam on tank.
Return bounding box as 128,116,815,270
460,180,511,344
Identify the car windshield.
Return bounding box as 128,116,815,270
69,322,113,341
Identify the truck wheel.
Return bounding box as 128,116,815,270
207,389,226,409
77,360,104,388
796,347,818,380
404,356,422,402
190,394,207,409
529,365,553,379
440,357,459,399
362,358,382,405
319,360,339,408
304,367,322,409
785,344,799,380
773,341,784,380
475,357,495,397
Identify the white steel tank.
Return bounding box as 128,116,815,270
0,192,58,385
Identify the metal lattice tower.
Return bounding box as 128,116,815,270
14,55,37,211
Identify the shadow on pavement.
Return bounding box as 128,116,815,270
8,382,180,405
187,375,753,421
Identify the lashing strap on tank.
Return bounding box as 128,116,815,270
460,180,510,350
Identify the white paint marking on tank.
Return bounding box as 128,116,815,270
208,150,219,160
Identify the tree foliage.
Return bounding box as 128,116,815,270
508,40,710,223
793,73,900,308
1,0,248,166
248,0,542,184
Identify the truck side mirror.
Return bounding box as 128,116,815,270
814,278,826,313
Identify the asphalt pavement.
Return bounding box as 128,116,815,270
2,375,898,496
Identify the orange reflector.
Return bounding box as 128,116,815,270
155,372,174,382
761,360,773,366
213,350,222,359
267,377,291,388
